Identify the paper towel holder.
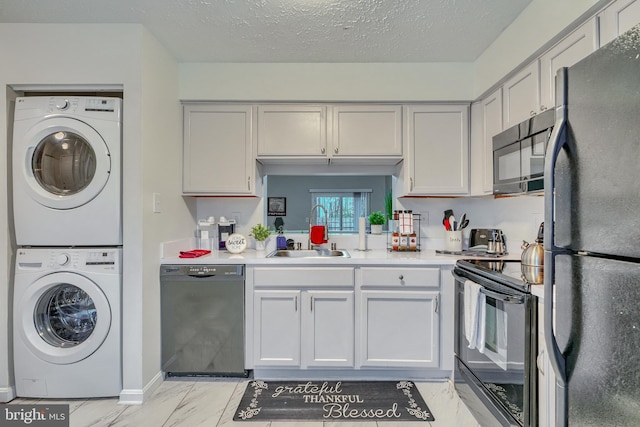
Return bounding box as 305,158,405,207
355,216,370,252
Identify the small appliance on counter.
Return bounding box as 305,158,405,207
469,228,505,252
437,228,507,258
521,222,544,284
196,217,217,250
217,217,236,249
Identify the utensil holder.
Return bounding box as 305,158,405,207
445,230,463,252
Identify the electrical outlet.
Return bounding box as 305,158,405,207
152,193,161,213
420,211,429,225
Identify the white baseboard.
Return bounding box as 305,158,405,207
0,385,17,403
118,371,163,405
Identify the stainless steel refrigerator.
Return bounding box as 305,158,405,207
544,24,640,426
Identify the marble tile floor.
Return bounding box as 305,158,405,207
7,379,481,427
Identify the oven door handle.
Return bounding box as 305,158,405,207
480,287,524,304
453,271,525,304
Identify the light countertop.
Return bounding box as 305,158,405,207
161,238,519,266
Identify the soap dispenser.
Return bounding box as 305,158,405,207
276,227,287,250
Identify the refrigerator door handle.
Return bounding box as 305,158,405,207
544,67,568,252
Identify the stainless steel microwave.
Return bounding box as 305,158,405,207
493,109,555,195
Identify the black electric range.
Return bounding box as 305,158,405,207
455,259,532,293
453,258,539,426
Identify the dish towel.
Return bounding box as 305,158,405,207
179,249,211,258
464,280,485,350
310,226,327,244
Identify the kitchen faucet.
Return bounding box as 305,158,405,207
308,204,329,249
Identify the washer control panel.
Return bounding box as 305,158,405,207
16,248,121,272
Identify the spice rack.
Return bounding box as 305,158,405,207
387,211,421,252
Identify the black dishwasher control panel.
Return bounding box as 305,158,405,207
161,264,244,277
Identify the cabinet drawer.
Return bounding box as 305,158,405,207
359,267,440,288
253,267,354,287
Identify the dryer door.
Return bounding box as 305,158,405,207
18,117,111,210
18,272,112,365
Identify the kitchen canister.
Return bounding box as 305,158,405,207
445,230,463,252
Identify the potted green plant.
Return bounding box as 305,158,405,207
368,211,386,235
249,224,271,250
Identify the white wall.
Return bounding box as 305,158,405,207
138,29,196,389
0,23,194,403
179,62,474,101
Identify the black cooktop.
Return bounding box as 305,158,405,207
455,259,532,293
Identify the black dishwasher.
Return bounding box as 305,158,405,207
160,264,249,377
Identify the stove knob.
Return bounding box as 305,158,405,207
55,253,70,266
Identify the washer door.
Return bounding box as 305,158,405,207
18,272,112,365
19,117,111,210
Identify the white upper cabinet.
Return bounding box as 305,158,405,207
502,61,541,128
182,104,257,195
470,88,503,196
404,104,470,195
599,0,640,45
539,18,598,110
257,105,327,159
256,104,402,163
483,89,503,193
331,105,402,161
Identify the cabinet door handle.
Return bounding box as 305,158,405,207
310,296,314,312
294,296,298,312
321,147,326,154
247,176,251,191
410,178,414,191
334,147,339,154
530,110,536,116
398,275,404,280
434,295,439,313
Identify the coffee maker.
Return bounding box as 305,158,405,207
469,228,506,255
218,218,236,249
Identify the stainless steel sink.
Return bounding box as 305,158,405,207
266,249,351,258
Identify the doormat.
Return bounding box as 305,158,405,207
233,380,435,422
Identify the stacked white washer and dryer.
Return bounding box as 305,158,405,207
12,96,123,398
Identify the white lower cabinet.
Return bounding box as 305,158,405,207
358,290,440,368
250,267,355,369
303,290,355,367
357,267,441,369
253,290,301,366
248,265,446,375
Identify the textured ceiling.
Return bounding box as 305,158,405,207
0,0,532,63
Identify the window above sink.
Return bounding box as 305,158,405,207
264,175,392,233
